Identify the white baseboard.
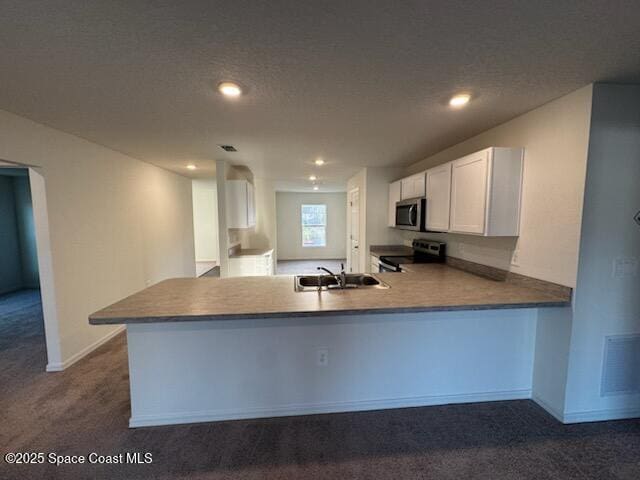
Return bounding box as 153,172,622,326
563,406,640,424
533,395,640,424
46,326,125,372
532,394,565,422
129,388,531,428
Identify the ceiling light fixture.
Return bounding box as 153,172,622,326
449,93,471,108
187,164,197,170
309,175,317,181
314,158,325,166
218,81,242,98
313,185,319,191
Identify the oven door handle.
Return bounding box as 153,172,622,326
379,260,400,272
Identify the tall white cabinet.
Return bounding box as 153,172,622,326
388,180,402,226
226,180,256,229
449,147,523,236
425,162,452,232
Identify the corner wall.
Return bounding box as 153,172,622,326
563,84,640,422
0,108,196,369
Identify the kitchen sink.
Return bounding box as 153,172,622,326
294,273,390,292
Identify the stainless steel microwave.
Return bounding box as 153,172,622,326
395,198,426,231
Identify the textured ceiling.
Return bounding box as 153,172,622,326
1,1,640,191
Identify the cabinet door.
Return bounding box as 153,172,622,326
400,177,414,200
247,182,256,227
388,180,402,226
412,173,426,198
425,162,452,232
226,180,248,229
450,150,489,234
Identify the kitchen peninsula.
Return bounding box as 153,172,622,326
90,264,570,427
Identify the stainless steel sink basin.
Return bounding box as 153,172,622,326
294,273,390,292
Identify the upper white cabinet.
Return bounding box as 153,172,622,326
449,147,523,236
425,162,452,232
388,180,402,226
226,180,256,229
400,173,425,200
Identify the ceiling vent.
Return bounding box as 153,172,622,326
219,145,237,152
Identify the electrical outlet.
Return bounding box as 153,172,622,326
145,279,153,287
316,347,329,367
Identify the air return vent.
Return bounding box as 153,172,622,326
219,145,237,152
601,334,640,396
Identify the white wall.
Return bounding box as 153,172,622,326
127,308,537,426
403,85,593,287
0,108,196,369
192,178,218,263
276,192,346,260
563,84,640,421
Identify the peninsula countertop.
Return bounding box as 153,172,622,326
89,265,571,325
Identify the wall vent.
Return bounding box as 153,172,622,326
601,334,640,396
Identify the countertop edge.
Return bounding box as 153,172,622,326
89,299,571,325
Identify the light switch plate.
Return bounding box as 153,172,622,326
612,257,638,278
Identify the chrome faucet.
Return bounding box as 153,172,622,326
317,264,347,288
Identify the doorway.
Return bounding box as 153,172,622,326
349,188,360,273
0,167,46,368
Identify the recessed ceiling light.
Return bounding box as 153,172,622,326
313,185,319,191
314,158,325,166
309,175,317,181
187,164,197,170
218,82,242,98
449,93,471,108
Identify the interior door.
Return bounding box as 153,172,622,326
349,189,360,273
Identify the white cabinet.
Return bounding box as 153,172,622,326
226,180,256,229
425,162,452,232
388,180,402,226
449,147,523,236
229,250,274,276
400,173,425,200
370,254,380,273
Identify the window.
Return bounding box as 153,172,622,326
301,204,327,247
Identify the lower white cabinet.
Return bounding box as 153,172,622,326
425,162,452,232
370,254,380,273
229,251,274,276
449,147,523,236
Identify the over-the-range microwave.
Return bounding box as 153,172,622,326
395,198,426,231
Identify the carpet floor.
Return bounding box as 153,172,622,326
1,289,639,479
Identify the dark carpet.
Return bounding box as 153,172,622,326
1,290,639,479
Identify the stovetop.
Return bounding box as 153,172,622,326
379,239,446,267
379,254,442,266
